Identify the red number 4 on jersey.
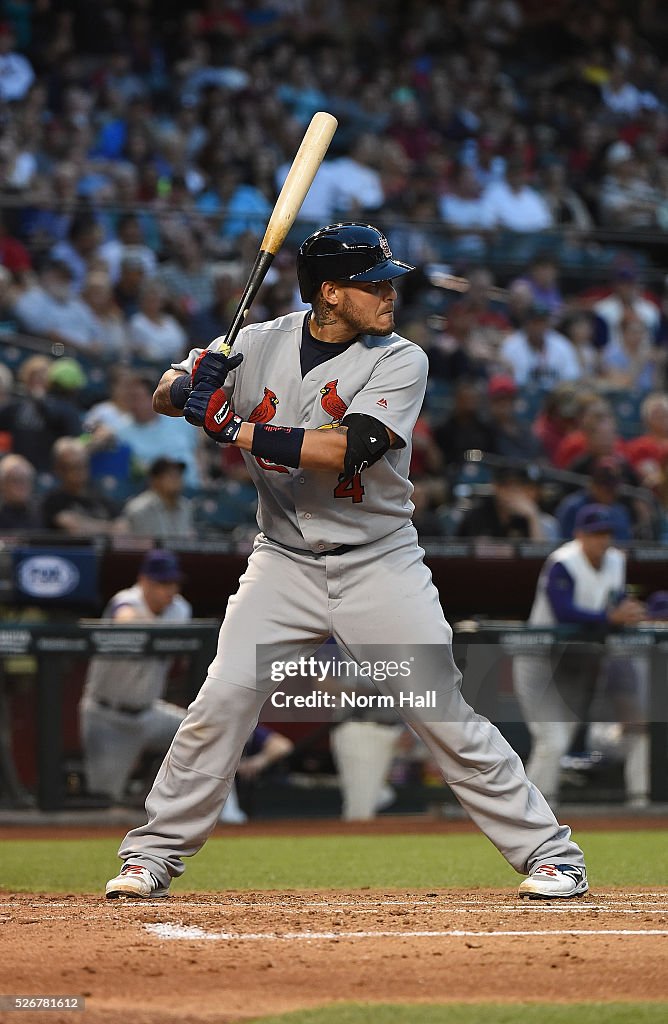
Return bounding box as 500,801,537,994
334,474,365,503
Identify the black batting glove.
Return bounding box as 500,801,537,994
191,350,243,389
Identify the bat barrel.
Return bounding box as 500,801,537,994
261,111,337,255
216,110,338,354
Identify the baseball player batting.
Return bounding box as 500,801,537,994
105,223,588,901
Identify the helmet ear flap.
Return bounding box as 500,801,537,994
296,242,322,302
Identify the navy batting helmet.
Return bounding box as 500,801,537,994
296,222,414,302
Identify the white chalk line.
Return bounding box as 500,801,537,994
145,923,668,942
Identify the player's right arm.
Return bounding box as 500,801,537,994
153,345,244,417
153,369,188,417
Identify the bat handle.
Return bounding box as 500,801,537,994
216,250,274,355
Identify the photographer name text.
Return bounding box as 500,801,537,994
270,690,437,709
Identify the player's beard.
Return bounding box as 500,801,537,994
338,292,395,337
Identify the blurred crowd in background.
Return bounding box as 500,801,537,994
0,0,668,543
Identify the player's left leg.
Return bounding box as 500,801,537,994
332,525,586,883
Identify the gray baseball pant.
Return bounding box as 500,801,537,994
119,529,584,885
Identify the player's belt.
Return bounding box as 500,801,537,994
264,535,355,558
95,699,149,716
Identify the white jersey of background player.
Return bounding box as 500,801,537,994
514,503,646,806
106,222,587,902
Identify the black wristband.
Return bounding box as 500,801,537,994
251,424,305,468
169,374,192,410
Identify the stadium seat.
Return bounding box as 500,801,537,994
194,483,258,533
96,474,144,504
451,461,492,492
0,345,28,371
89,444,132,482
606,390,643,439
77,358,113,406
435,505,463,536
423,378,453,419
514,386,547,424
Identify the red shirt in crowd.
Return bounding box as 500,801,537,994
0,236,31,275
552,430,628,469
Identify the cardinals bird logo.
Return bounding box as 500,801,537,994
320,379,348,424
248,387,287,472
249,387,279,423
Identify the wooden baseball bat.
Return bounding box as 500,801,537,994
217,111,338,354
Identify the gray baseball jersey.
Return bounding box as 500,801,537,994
174,311,427,551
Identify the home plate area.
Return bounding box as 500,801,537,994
2,889,667,1022
140,890,668,940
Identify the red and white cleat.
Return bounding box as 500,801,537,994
519,863,588,900
105,864,169,900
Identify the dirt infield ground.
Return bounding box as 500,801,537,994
1,817,666,1021
1,887,667,1023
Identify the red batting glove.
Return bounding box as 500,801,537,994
184,384,243,444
